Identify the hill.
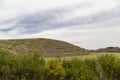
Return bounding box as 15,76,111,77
0,38,88,57
94,47,120,52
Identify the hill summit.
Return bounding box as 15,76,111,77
0,38,88,57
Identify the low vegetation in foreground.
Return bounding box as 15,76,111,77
0,49,120,80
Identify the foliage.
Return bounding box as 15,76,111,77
0,38,88,57
62,58,99,80
98,54,120,80
0,49,46,80
0,49,120,80
46,59,66,80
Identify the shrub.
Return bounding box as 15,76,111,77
62,58,99,80
0,49,119,80
46,59,66,80
0,49,46,80
98,54,120,80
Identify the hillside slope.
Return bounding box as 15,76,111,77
0,38,88,57
94,47,120,52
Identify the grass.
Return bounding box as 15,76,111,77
0,49,120,80
43,52,120,80
0,38,120,80
0,38,88,57
45,52,120,61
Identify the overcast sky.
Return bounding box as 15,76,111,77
0,0,120,49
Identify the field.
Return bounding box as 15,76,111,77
0,38,88,57
46,52,120,60
0,49,120,80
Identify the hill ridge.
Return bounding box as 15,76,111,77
0,38,88,57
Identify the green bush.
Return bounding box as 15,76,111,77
98,54,120,80
0,49,46,80
0,49,119,80
62,58,99,80
46,59,66,80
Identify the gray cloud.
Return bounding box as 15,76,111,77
0,1,120,49
1,4,120,34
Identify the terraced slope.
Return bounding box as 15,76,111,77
95,47,120,52
0,38,88,57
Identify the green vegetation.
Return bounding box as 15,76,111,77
93,47,120,52
0,38,88,57
0,49,46,80
0,38,120,80
46,52,120,60
0,49,120,80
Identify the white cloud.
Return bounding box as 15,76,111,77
25,25,120,49
0,0,120,49
0,0,83,21
0,0,119,21
64,0,119,19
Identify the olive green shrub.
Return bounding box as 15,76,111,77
46,59,66,80
98,54,120,80
0,49,119,80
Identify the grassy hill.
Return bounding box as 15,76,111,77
94,47,120,52
0,38,88,57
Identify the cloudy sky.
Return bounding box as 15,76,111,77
0,0,120,49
